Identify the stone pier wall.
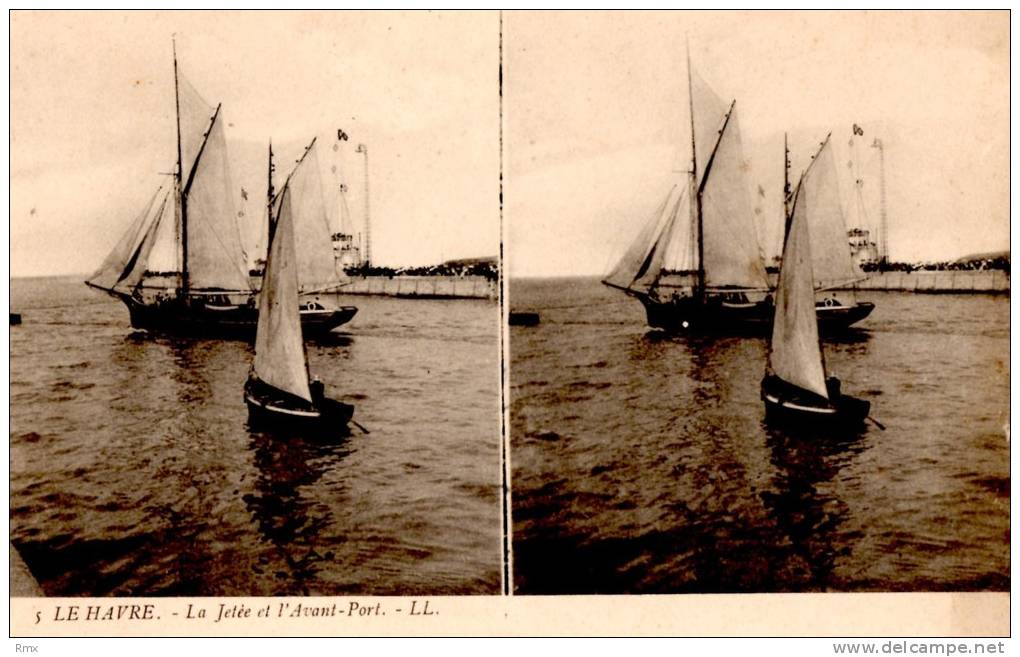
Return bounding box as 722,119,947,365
338,275,497,299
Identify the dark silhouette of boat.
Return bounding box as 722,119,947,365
85,42,356,338
509,311,540,326
245,182,353,432
762,142,870,427
603,52,872,334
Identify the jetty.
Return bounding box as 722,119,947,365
658,268,1009,296
842,270,1009,294
341,275,496,300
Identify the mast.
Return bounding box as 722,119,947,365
267,140,275,235
686,41,703,301
783,132,791,240
173,37,188,296
356,143,371,267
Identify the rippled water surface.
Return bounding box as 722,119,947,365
11,276,501,595
511,277,1009,593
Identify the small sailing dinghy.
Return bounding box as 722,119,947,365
245,182,353,432
762,165,870,427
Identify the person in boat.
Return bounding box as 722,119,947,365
310,377,325,405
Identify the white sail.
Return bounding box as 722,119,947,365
604,64,769,296
700,106,769,290
119,190,173,290
769,184,828,399
633,187,686,289
283,140,347,291
178,76,215,181
87,186,164,290
690,70,729,188
603,185,678,290
802,139,864,290
184,110,250,291
144,188,182,277
253,187,312,402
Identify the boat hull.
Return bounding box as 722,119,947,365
637,295,873,334
118,295,356,339
244,378,353,434
815,301,874,329
760,376,870,428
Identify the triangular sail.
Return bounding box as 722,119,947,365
634,187,686,289
144,189,182,277
184,110,251,291
700,106,769,290
87,186,164,290
178,75,215,182
802,138,864,290
690,70,729,188
119,190,173,290
253,187,312,402
603,185,678,290
769,184,828,399
282,140,347,291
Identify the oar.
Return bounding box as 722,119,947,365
866,416,886,430
351,420,371,435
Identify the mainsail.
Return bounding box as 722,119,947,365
690,69,730,188
183,104,250,291
178,77,216,182
769,183,828,399
801,137,864,291
253,186,313,402
699,105,769,290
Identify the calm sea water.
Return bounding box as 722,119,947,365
510,277,1009,593
11,276,501,595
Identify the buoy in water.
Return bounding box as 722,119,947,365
509,311,540,326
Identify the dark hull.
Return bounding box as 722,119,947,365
761,376,870,428
244,378,353,434
637,295,873,334
118,295,356,339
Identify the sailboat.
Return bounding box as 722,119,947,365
244,180,354,430
85,44,354,338
761,146,870,426
602,56,871,334
258,139,358,330
785,134,875,328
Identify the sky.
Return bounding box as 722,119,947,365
504,10,1010,278
10,10,500,277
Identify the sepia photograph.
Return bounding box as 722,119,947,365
7,6,1012,642
10,10,502,597
507,10,1009,594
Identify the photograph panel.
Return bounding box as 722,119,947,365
10,9,502,597
506,10,1008,594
